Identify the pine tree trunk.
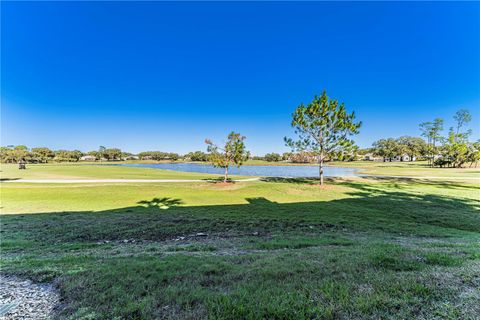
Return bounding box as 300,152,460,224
224,166,229,183
319,156,324,186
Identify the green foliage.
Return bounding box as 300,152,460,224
282,152,292,161
54,150,83,162
372,137,427,161
396,136,427,159
264,152,281,162
419,118,444,166
372,138,397,161
185,151,208,162
205,132,250,182
31,147,55,163
102,148,122,161
138,151,179,161
0,146,32,163
453,109,472,136
429,109,477,168
284,91,361,184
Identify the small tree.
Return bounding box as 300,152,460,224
205,132,250,182
285,91,361,185
454,109,472,137
264,152,281,162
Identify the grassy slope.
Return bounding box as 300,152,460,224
1,164,479,319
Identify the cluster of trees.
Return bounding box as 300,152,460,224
372,136,427,162
184,151,208,162
420,109,479,168
251,153,282,162
1,146,82,163
264,153,281,162
137,151,180,161
0,145,135,163
370,109,479,168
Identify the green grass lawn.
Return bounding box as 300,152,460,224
327,160,480,178
1,164,479,319
0,163,227,180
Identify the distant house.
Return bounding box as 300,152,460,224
80,155,96,161
363,153,382,161
122,155,139,161
393,154,416,162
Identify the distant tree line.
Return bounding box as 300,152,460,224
419,109,479,168
370,109,479,168
1,146,82,163
0,146,180,163
137,151,180,161
371,136,427,162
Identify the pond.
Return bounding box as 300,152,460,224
116,163,360,178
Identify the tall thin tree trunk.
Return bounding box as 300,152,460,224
224,166,229,183
432,137,436,168
319,156,324,186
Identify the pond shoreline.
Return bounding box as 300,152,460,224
111,163,361,178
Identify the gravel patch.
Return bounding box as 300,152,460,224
0,274,59,320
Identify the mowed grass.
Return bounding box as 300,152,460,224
1,164,479,319
0,163,231,180
328,160,480,179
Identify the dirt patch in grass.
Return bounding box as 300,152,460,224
0,274,60,319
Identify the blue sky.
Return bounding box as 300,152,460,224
2,2,479,155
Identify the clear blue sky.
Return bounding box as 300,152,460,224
2,1,479,155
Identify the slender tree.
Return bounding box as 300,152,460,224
98,146,106,162
454,109,472,136
419,121,433,165
420,118,443,166
205,132,250,183
284,91,361,185
453,109,472,142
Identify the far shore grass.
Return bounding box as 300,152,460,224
0,163,249,181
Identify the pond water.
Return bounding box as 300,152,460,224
116,163,360,178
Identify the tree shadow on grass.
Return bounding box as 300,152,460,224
137,197,183,209
200,177,237,184
261,176,480,191
3,186,479,245
260,177,320,184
